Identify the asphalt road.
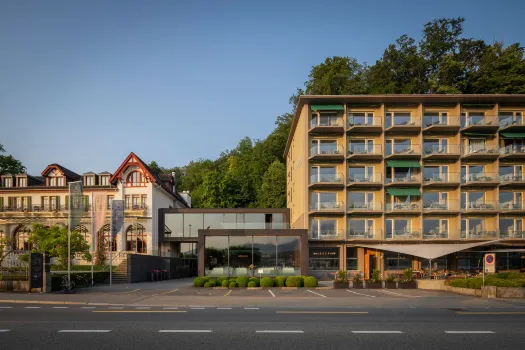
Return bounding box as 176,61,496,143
1,304,525,349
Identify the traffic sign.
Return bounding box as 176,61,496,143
484,253,495,273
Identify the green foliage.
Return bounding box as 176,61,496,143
193,278,204,287
257,161,286,208
285,276,303,287
304,276,318,288
221,279,230,288
229,278,237,284
403,269,414,282
248,277,260,287
335,270,347,282
448,274,525,289
353,273,362,283
236,276,250,288
247,281,258,288
204,281,215,288
200,276,211,283
260,277,274,288
0,144,26,176
385,273,396,283
369,269,382,283
216,277,227,285
228,281,238,288
275,276,287,287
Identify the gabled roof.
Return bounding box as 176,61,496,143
41,164,81,181
83,171,96,175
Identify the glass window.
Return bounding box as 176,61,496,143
346,247,358,270
253,236,277,272
203,213,224,230
309,247,339,271
277,236,301,275
272,213,284,229
384,251,412,270
165,213,184,237
229,236,253,277
349,167,366,182
183,213,203,237
180,242,197,258
204,236,228,276
245,214,265,229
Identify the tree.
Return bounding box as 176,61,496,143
29,224,91,268
148,161,163,176
0,144,26,176
257,161,286,208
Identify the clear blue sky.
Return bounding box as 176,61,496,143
1,0,524,175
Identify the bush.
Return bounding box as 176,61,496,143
260,277,274,288
221,279,230,288
200,276,211,283
304,276,318,288
236,276,250,288
229,281,238,288
193,278,204,287
285,276,302,287
402,268,414,282
297,276,305,287
369,269,381,283
247,281,258,288
216,276,227,284
353,273,362,283
494,272,525,280
275,276,287,287
229,278,237,284
448,275,525,289
335,269,347,282
248,278,260,287
385,273,395,283
204,281,215,288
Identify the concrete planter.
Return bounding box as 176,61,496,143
398,282,417,289
385,282,397,289
365,282,382,289
351,281,364,289
333,281,349,289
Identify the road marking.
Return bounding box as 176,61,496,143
217,308,232,310
111,289,140,295
0,330,10,332
24,307,40,309
81,307,96,309
445,331,495,334
224,290,232,297
0,307,13,309
307,290,327,298
92,310,187,313
346,290,376,298
379,290,422,298
456,312,525,315
150,289,179,297
58,330,111,333
108,307,124,309
244,307,259,310
52,307,69,309
163,307,179,310
135,307,151,310
276,311,368,314
268,290,276,297
191,307,205,310
352,331,403,334
256,330,304,334
159,330,212,333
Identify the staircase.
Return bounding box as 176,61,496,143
104,255,129,284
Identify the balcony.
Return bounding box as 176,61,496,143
499,202,525,213
423,115,461,133
461,230,498,240
461,201,498,213
125,204,148,214
499,145,525,160
423,230,452,240
309,201,345,215
347,173,382,188
461,145,499,160
385,230,421,240
309,117,344,134
500,230,525,239
309,145,344,162
461,173,499,187
385,116,421,134
309,173,345,189
385,202,421,214
461,115,499,133
347,230,381,240
423,201,460,214
347,144,382,161
499,116,525,132
499,174,525,188
347,116,382,133
385,174,421,187
347,201,382,214
385,144,421,159
423,173,461,188
309,229,345,241
423,144,461,160
0,205,92,215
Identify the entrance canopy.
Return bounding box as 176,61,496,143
357,240,501,260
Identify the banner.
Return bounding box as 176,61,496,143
93,194,107,234
69,181,84,230
111,200,124,238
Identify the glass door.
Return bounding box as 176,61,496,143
440,192,448,209
366,166,374,182
440,165,448,182
386,220,393,239
440,139,448,153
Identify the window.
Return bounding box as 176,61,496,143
386,219,410,238
17,177,26,187
348,166,375,182
309,247,339,271
461,191,486,209
84,176,94,186
384,251,412,270
386,139,412,156
311,166,338,184
348,192,374,209
461,165,485,182
126,171,145,187
311,112,341,127
126,224,147,253
499,165,523,181
2,177,12,187
311,219,338,239
423,219,448,237
424,166,449,182
499,191,522,209
311,192,338,210
99,176,109,186
97,224,117,251
14,225,31,250
385,112,412,128
499,111,522,127
132,195,140,209
346,247,358,270
348,139,374,155
423,192,448,209
141,195,147,207
107,195,114,209
499,218,523,238
348,219,374,238
461,218,485,235
125,195,131,209
423,112,448,127
348,112,374,126
461,111,486,127
310,139,339,156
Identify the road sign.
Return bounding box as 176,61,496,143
484,253,495,273
257,269,264,274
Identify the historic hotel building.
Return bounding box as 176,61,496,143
285,95,525,279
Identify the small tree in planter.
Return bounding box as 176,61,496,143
385,273,397,289
365,269,383,289
352,273,363,289
399,268,417,289
333,269,349,289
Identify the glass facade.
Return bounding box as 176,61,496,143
384,251,412,270
309,247,339,271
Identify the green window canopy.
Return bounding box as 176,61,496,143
387,188,422,196
500,132,525,138
386,160,421,168
310,104,344,111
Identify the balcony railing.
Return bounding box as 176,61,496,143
423,115,460,128
461,230,498,239
423,144,461,157
347,144,382,156
309,229,345,240
347,115,382,128
499,116,524,128
499,202,523,211
500,145,525,156
462,145,499,156
422,231,450,239
347,201,382,211
461,201,498,211
310,173,344,185
461,172,498,183
423,201,459,211
500,230,525,239
385,116,421,128
461,115,499,128
385,202,421,212
347,230,381,239
310,201,344,212
423,173,461,184
0,205,92,213
347,173,382,184
386,144,421,156
310,117,344,128
385,230,421,240
125,204,148,211
310,145,344,157
385,174,421,185
499,174,525,183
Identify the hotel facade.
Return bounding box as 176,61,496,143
285,95,525,280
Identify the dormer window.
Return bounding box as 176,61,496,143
84,176,95,186
17,177,26,187
48,169,64,186
100,176,109,186
2,177,12,187
126,171,146,187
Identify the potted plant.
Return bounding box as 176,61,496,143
332,269,349,289
351,273,363,289
398,268,417,289
385,273,397,289
365,269,382,289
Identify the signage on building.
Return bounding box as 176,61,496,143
68,181,84,230
484,253,495,273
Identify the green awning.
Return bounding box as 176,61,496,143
386,160,421,168
310,104,344,111
500,132,525,138
387,188,422,196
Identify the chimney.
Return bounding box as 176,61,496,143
171,172,176,193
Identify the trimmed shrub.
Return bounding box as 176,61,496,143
260,277,274,288
297,276,305,287
221,279,230,288
200,276,211,283
216,277,227,284
248,278,260,287
304,276,318,288
275,276,287,287
193,278,204,287
204,281,215,288
285,276,302,287
236,276,250,288
247,281,258,288
229,282,238,288
229,278,237,284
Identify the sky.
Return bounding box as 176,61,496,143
1,0,524,175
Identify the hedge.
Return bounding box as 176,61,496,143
247,281,258,288
236,276,250,288
229,281,238,288
304,276,318,288
204,281,215,288
448,275,525,289
221,279,230,288
285,276,302,287
248,278,260,287
260,277,274,288
275,276,287,287
193,278,205,287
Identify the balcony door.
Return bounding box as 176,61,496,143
348,112,374,126
348,192,373,209
349,219,374,237
311,219,337,238
348,139,373,154
311,192,338,210
386,219,410,238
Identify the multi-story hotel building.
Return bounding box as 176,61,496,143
285,95,525,279
0,152,189,262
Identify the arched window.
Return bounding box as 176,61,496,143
126,224,147,253
14,225,32,251
73,225,90,244
126,171,145,187
97,224,116,252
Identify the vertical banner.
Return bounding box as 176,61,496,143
69,181,84,230
93,193,107,251
111,200,124,238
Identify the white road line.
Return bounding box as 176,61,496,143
268,290,276,297
24,307,40,309
307,290,327,298
108,307,124,309
135,307,151,310
352,331,404,334
0,307,13,309
190,307,205,310
163,307,179,310
217,308,232,310
445,331,495,334
256,330,304,334
159,330,212,333
346,290,376,298
52,307,69,309
58,330,111,333
81,307,96,309
244,307,259,310
0,330,10,332
379,290,422,298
